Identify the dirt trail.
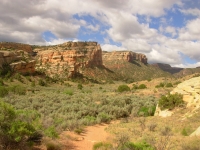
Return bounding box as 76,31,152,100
60,124,111,150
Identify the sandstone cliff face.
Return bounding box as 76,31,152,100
102,51,147,64
35,42,102,77
0,50,36,74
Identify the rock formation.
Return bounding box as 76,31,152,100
35,41,102,77
0,42,33,53
155,76,200,117
0,50,35,74
102,51,147,64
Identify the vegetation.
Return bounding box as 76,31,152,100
117,84,130,92
0,101,42,149
158,93,184,110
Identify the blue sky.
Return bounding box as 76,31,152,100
0,0,200,68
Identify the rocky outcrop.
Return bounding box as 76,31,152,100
155,76,200,117
0,42,36,74
102,51,147,64
35,42,103,77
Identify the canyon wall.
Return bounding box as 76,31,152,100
35,41,103,77
102,51,147,64
0,42,36,74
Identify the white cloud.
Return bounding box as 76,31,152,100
101,44,126,51
180,8,200,16
165,26,177,37
179,18,200,40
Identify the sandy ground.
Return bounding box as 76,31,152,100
59,123,111,150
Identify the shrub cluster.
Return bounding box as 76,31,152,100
158,93,184,110
117,85,130,92
0,101,42,149
132,84,147,90
155,82,173,88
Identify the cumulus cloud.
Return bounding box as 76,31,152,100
101,44,126,51
179,18,200,40
0,0,200,67
180,8,200,16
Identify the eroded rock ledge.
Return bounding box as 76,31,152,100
35,41,103,78
102,51,147,64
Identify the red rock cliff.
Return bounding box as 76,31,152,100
0,42,36,74
102,51,147,64
35,41,103,77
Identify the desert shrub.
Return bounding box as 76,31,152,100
93,142,113,150
181,127,192,136
44,126,58,139
31,81,36,87
121,141,154,150
117,85,130,92
138,84,147,89
165,83,173,87
9,85,26,95
0,79,4,86
74,127,84,135
158,93,184,110
14,73,23,82
137,106,156,116
0,86,8,97
97,112,111,123
173,81,181,85
0,101,42,149
155,82,165,88
38,79,46,86
46,142,61,150
64,89,73,96
77,83,83,90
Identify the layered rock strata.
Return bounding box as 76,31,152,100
0,50,36,74
35,42,102,77
102,51,147,64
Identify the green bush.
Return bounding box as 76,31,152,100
117,85,130,92
137,106,156,117
9,85,26,95
93,142,113,150
64,89,73,96
38,79,46,86
155,82,165,88
97,112,111,123
46,142,61,150
44,126,58,139
165,83,173,88
77,83,83,90
158,93,184,110
0,101,42,149
0,86,8,97
0,79,4,86
138,84,147,89
120,141,154,150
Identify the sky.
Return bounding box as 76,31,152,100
0,0,200,68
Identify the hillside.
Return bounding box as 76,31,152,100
0,42,173,83
152,63,200,77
